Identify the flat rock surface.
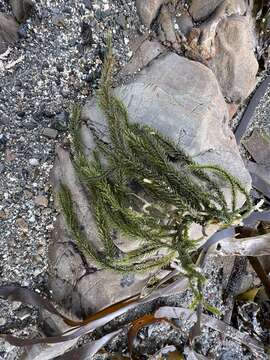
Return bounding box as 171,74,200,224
208,16,258,103
190,0,223,21
83,52,251,193
243,128,270,166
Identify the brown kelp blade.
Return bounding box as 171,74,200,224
0,298,138,346
56,330,121,360
128,314,167,356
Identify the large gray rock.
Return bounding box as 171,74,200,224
190,0,246,21
208,16,258,103
82,52,251,192
136,0,164,27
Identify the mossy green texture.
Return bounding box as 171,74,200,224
59,36,252,301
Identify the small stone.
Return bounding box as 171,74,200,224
23,190,33,199
15,79,23,87
83,0,92,10
80,87,89,96
42,127,58,139
18,24,28,38
16,218,29,233
120,274,135,287
17,110,26,118
16,308,31,321
33,268,43,276
0,134,8,151
24,121,38,130
227,103,238,120
176,15,193,37
0,317,6,326
56,64,64,72
116,14,127,29
29,158,39,166
21,168,29,180
81,22,94,46
5,149,16,162
0,114,10,125
34,195,48,207
51,112,69,131
0,210,7,220
12,301,22,310
52,15,65,27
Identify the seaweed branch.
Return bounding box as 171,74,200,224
60,35,252,304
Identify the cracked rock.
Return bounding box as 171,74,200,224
120,39,165,76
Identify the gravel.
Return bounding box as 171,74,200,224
250,82,270,134
0,0,141,358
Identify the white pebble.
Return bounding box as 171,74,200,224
29,158,39,166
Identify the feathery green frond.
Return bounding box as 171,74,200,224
60,35,252,303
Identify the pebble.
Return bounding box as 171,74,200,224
16,308,31,321
34,195,48,207
5,149,16,162
0,318,7,326
0,134,8,151
18,24,28,38
29,158,39,166
16,218,29,233
51,112,69,131
0,210,7,220
42,127,58,139
81,22,94,46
